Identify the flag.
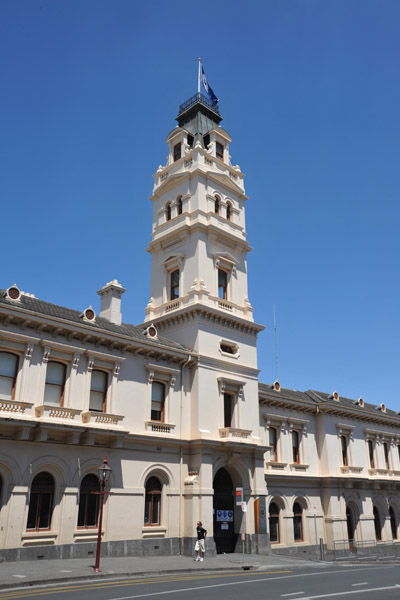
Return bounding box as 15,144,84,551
201,66,219,105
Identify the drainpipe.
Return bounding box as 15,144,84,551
179,354,192,555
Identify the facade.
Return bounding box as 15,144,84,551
0,93,399,561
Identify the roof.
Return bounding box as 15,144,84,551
0,290,190,354
259,381,400,423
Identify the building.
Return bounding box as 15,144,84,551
1,92,399,561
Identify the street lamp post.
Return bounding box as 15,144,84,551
93,456,112,573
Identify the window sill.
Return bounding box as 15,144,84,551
266,461,287,470
142,525,167,539
21,531,58,546
0,399,33,416
82,411,124,427
290,463,309,471
219,427,252,440
74,528,102,542
340,466,363,474
35,404,80,421
145,421,176,434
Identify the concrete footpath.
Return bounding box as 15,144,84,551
0,553,326,590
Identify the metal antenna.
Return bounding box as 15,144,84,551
273,304,279,381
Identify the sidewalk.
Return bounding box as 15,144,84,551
0,553,324,590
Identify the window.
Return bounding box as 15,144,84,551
89,370,107,412
293,502,303,542
341,435,348,466
170,269,179,300
173,143,181,162
187,134,194,148
144,476,162,525
203,134,210,149
0,352,18,400
27,472,54,530
223,393,233,428
292,431,300,464
214,195,220,215
44,361,66,407
389,507,397,540
216,142,224,160
151,381,165,422
218,269,228,300
368,440,375,469
269,428,278,462
177,196,183,215
226,202,232,221
373,506,382,541
384,442,390,470
77,474,100,528
166,202,172,221
269,502,280,543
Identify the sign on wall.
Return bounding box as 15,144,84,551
216,509,233,522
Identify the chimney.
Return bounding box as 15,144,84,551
97,280,126,325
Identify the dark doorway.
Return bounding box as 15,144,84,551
346,506,355,552
213,468,236,553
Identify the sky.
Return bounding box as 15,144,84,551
1,1,399,409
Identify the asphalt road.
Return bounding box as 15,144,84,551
1,565,399,600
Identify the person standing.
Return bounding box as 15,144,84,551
194,520,207,561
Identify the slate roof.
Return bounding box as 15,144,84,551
259,381,400,422
0,290,190,354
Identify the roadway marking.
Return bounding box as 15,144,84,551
301,585,400,599
350,583,367,587
11,577,26,580
281,593,305,597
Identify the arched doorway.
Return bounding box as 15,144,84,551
213,468,236,553
346,505,356,552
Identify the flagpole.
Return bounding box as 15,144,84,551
198,57,201,95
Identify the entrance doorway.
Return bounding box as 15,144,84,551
346,505,356,553
213,468,237,553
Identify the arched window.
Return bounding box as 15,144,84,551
373,506,382,541
144,476,162,525
177,196,183,215
151,381,165,422
389,506,397,540
226,202,232,221
214,195,220,215
269,502,280,543
346,506,355,541
293,502,303,542
89,370,107,412
0,352,18,400
77,474,100,528
27,472,55,530
44,361,66,406
166,202,172,221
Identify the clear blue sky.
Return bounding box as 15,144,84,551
1,1,399,408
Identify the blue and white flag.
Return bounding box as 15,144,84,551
201,66,219,104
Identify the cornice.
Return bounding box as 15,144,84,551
0,306,191,366
152,165,247,199
147,304,265,336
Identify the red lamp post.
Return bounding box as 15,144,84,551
93,456,112,573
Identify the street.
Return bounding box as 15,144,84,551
1,565,399,600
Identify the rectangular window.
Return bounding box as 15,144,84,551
151,381,165,422
216,142,224,160
173,143,181,162
218,269,228,300
292,430,300,464
223,393,233,428
384,442,390,470
44,362,66,407
341,435,348,466
89,370,107,412
0,352,18,400
269,428,278,462
170,269,180,300
368,440,375,469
